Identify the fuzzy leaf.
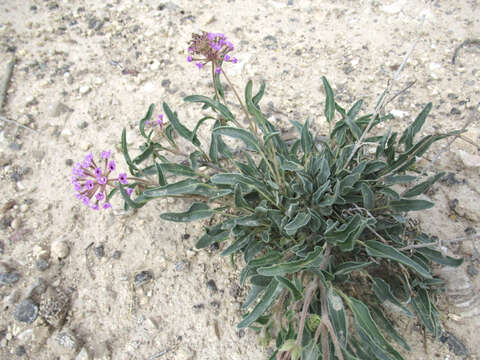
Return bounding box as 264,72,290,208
213,126,261,152
237,279,283,328
257,246,323,276
160,202,213,222
284,212,311,236
390,199,434,212
184,95,235,122
139,104,154,139
322,76,335,123
402,172,444,198
364,241,433,279
275,276,303,301
334,261,373,276
372,278,414,317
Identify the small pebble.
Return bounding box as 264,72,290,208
13,299,39,324
56,329,79,351
183,233,190,240
35,259,49,272
51,240,70,260
134,270,153,287
440,332,469,356
466,263,479,277
94,245,105,258
0,272,20,286
206,279,217,292
15,345,26,356
112,250,122,259
65,159,73,166
79,86,91,95
175,261,188,271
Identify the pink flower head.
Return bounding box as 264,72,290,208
196,62,203,69
101,150,111,159
108,160,116,171
95,192,105,201
157,114,164,126
232,57,238,64
95,167,102,176
118,173,128,185
97,176,107,185
187,32,236,72
126,188,134,196
103,203,112,209
215,67,222,74
187,55,193,62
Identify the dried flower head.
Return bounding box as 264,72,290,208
187,31,238,71
72,151,128,210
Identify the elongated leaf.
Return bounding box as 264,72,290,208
415,247,463,267
275,276,302,301
195,223,230,249
184,95,235,122
412,288,438,336
360,183,375,209
242,284,265,309
252,81,266,106
327,288,348,347
301,120,313,153
372,278,414,317
347,297,404,360
390,199,434,212
334,261,373,276
364,241,432,279
154,162,167,186
346,100,363,140
213,126,261,152
402,172,444,198
214,71,224,99
163,102,200,146
121,128,138,174
237,279,283,328
143,178,201,197
160,202,213,222
257,246,323,276
322,76,335,123
139,104,154,139
284,212,311,236
371,308,411,351
221,234,252,256
158,163,196,177
234,184,252,210
119,183,146,209
399,103,432,149
385,175,416,184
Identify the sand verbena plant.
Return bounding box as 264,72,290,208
71,32,464,360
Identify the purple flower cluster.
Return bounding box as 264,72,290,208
145,114,164,128
187,32,238,73
71,151,133,210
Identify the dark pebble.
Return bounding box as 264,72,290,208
161,79,171,87
210,300,220,309
450,107,461,115
0,272,20,286
206,279,217,292
30,5,37,11
441,172,462,186
8,143,22,151
466,263,479,277
230,284,242,299
175,261,188,271
65,159,73,166
295,49,302,56
193,303,205,311
77,121,89,129
448,198,459,210
263,35,278,50
48,2,59,10
183,233,190,240
35,259,49,272
237,329,245,338
209,242,219,251
13,299,39,324
94,245,105,258
15,345,26,356
134,270,153,286
440,332,468,356
112,250,122,259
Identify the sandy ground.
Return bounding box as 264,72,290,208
0,0,479,359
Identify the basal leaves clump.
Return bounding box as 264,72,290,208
71,32,463,360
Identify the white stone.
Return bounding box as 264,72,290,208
381,1,405,14
457,150,480,169
64,72,73,85
150,59,160,71
79,86,91,95
51,240,70,260
76,347,92,360
390,109,409,118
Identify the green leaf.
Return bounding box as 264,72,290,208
327,288,348,347
143,178,201,197
360,183,375,209
257,246,323,276
364,241,433,279
402,172,444,198
245,80,267,132
214,71,224,99
252,81,266,106
121,128,138,174
184,95,235,122
399,103,432,150
371,308,411,351
390,199,434,212
334,261,373,276
384,175,416,184
325,214,366,251
275,276,303,301
163,102,200,146
237,279,283,328
119,183,147,209
372,278,414,317
154,162,167,186
415,247,463,267
347,297,404,360
158,163,196,177
221,234,252,256
160,202,213,222
302,340,320,360
242,285,265,309
322,76,335,123
139,104,154,139
412,288,438,337
133,144,153,165
234,184,252,210
213,126,261,152
301,120,313,154
346,100,363,140
284,212,311,236
312,180,331,204
195,223,230,249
